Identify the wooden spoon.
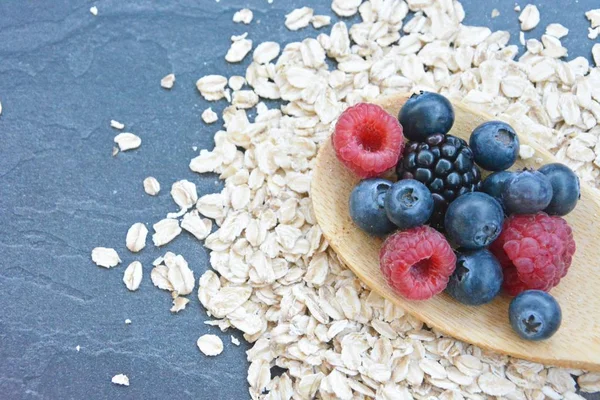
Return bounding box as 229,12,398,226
311,93,600,370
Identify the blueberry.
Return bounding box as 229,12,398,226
470,121,520,171
398,91,455,141
445,192,504,249
509,290,562,341
385,180,434,230
502,170,553,215
539,163,580,216
349,179,396,236
481,171,514,208
446,249,503,306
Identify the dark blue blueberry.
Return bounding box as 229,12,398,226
349,179,396,236
509,290,562,341
469,121,520,171
502,170,553,215
445,192,504,249
385,179,434,230
539,163,580,216
481,171,514,208
398,91,455,141
446,249,503,306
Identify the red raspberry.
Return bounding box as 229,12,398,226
489,213,576,296
380,226,456,300
332,103,404,178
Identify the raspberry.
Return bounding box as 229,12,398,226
333,103,404,178
489,213,576,296
380,226,456,300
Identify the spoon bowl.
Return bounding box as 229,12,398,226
311,93,600,370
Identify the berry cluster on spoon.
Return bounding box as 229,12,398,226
332,92,579,341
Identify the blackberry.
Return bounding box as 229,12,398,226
396,133,482,229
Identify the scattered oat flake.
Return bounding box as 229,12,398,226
114,133,141,151
110,120,124,130
225,38,253,63
586,9,600,28
201,108,218,124
143,177,160,196
123,261,143,291
546,23,569,38
160,73,175,89
197,334,223,356
152,218,181,247
519,4,540,31
76,345,80,352
90,6,98,15
514,4,521,12
163,252,194,295
233,8,253,24
491,9,500,18
91,247,121,268
151,264,172,291
170,297,190,313
111,374,129,386
231,336,240,346
311,15,331,29
228,76,245,91
171,180,198,211
125,319,132,324
519,31,525,46
285,7,313,31
181,210,212,241
253,42,280,64
126,222,148,253
196,75,227,101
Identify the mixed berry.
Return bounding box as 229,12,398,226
332,91,580,341
396,133,482,230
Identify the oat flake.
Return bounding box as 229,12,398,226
519,4,540,31
126,222,148,253
152,218,181,247
285,7,313,31
233,8,253,24
197,334,223,356
91,247,121,268
114,133,141,151
201,107,218,124
143,176,160,196
311,15,331,29
225,38,253,63
111,374,129,386
110,120,125,130
160,73,175,89
170,297,190,313
123,261,143,291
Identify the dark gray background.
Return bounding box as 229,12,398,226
0,0,597,399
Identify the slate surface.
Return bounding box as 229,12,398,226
0,0,597,399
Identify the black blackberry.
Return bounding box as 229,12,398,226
396,133,482,230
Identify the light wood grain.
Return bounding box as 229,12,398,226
311,93,600,371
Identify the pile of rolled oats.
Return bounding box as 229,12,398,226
96,1,600,398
